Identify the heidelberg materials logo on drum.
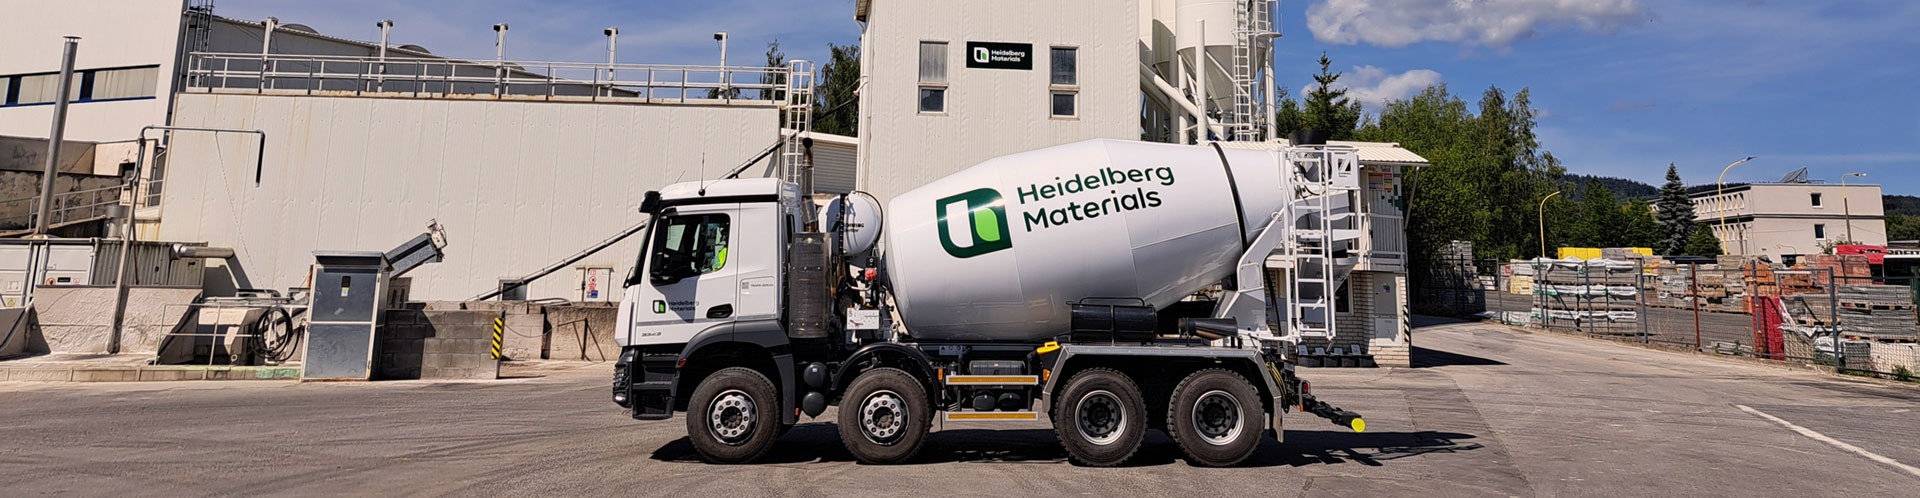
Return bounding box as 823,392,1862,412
936,188,1012,258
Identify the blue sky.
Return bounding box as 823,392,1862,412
218,0,1920,195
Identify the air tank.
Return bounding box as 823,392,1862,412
881,139,1285,341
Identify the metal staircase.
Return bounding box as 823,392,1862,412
1279,145,1361,340
778,60,816,185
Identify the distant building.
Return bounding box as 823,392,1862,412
1691,182,1886,260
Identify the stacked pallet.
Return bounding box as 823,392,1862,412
1532,259,1641,335
1781,294,1836,327
1809,254,1873,286
1835,285,1917,340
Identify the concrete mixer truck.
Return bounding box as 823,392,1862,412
609,138,1366,467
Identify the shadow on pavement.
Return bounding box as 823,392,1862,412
651,423,1484,468
1411,346,1507,368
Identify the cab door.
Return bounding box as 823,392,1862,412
627,204,740,343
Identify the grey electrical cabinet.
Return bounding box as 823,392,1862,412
301,251,390,381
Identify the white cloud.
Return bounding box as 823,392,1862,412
1307,0,1651,48
1310,66,1444,112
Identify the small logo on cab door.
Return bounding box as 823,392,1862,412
652,300,666,313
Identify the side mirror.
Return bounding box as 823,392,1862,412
639,191,662,214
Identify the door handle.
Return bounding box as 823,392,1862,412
706,304,734,319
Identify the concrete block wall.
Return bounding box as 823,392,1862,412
28,287,200,354
379,309,500,380
418,301,618,361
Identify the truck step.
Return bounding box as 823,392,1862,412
943,374,1040,386
944,411,1042,422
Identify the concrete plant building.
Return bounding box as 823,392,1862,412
853,0,1423,365
1691,181,1886,261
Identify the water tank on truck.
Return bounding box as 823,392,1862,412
882,139,1285,342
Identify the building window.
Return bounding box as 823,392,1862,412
1,65,159,107
1050,47,1077,118
1814,224,1827,240
1051,92,1076,117
917,41,947,114
1811,192,1823,208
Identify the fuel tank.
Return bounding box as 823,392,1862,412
881,139,1285,341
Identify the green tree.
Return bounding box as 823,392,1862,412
1683,226,1723,257
1271,85,1303,139
812,42,860,136
1888,214,1920,242
1624,199,1661,248
1302,52,1362,140
1575,179,1629,247
759,40,786,101
1654,164,1697,255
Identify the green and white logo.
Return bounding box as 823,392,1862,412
972,47,990,64
652,300,666,314
936,188,1012,258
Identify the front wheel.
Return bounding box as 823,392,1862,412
1052,368,1147,466
1167,369,1263,467
837,367,931,464
684,367,781,463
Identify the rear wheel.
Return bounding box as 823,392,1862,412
1167,369,1263,467
1052,368,1147,466
684,367,781,464
837,367,931,464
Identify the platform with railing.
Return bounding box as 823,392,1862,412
182,52,810,106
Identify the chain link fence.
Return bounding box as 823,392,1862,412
1424,254,1920,384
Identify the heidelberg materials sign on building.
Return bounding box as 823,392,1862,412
966,42,1032,70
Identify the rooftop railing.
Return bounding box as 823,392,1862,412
183,52,804,104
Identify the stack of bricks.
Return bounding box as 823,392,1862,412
1808,254,1873,287
1835,285,1918,341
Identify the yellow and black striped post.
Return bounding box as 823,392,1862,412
490,317,505,360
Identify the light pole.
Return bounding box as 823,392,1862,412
1716,156,1757,255
1539,190,1561,259
1843,172,1866,243
604,27,618,97
715,32,729,97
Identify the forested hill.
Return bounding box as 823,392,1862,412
1564,173,1656,200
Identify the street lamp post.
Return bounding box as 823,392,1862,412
1843,173,1866,243
1539,191,1561,259
1716,156,1757,255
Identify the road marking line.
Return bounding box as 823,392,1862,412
1735,404,1920,479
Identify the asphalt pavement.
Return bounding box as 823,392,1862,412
2,318,1916,497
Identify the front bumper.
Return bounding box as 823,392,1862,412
614,346,681,420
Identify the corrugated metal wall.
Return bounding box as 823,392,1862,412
811,141,857,194
160,93,779,301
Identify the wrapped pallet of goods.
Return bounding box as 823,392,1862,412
1835,285,1918,341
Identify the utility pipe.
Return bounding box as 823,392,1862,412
33,37,79,237
260,18,277,91
109,126,265,354
604,27,619,97
493,23,509,96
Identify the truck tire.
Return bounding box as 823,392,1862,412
684,367,781,464
1053,368,1147,467
837,367,931,464
1167,369,1262,467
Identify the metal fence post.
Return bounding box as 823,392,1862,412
1829,268,1843,373
1690,262,1702,350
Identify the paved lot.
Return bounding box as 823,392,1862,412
2,318,1917,496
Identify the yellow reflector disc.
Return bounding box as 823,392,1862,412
1350,418,1366,432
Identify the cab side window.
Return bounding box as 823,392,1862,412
649,213,730,283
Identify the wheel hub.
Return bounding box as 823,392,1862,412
861,390,908,445
1075,390,1125,446
708,390,756,445
1192,390,1243,446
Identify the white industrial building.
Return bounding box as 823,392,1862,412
2,0,1420,365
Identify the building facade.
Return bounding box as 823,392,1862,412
1692,182,1886,260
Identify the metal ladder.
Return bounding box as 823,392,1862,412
778,60,816,185
1281,146,1361,339
1228,0,1258,142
